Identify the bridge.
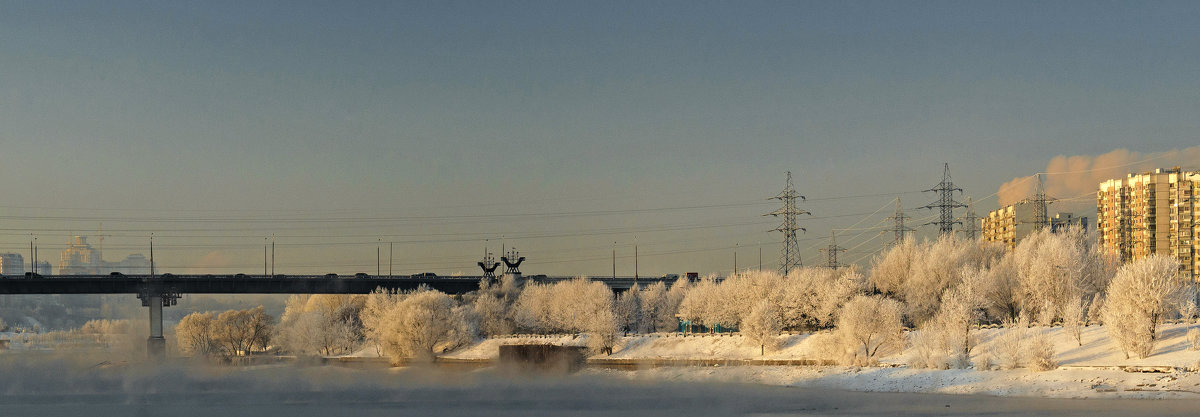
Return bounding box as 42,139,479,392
0,273,679,359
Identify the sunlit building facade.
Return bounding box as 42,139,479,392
982,203,1088,251
1097,168,1200,279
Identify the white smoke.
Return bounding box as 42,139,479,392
997,147,1200,210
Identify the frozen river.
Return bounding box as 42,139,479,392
1,362,1198,416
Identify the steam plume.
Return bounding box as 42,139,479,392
996,147,1200,210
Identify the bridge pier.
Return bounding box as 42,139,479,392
138,285,179,361
147,295,166,359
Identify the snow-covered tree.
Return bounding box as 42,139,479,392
213,306,274,356
614,285,643,335
778,268,861,331
1101,255,1186,359
1085,293,1104,326
1061,295,1086,347
741,299,781,355
835,295,904,366
868,238,917,297
276,294,365,356
512,278,617,353
374,289,472,362
980,257,1022,322
1011,227,1117,324
175,311,218,356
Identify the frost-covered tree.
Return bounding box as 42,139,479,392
80,319,130,335
980,257,1022,322
276,294,365,356
374,289,472,363
741,299,781,355
1101,255,1186,359
868,238,917,297
360,288,405,355
1011,228,1117,324
869,236,1000,326
1061,295,1086,347
835,295,904,366
512,278,617,353
470,278,519,336
213,306,274,356
175,311,218,356
908,268,986,369
1085,293,1104,326
778,268,861,331
614,285,643,335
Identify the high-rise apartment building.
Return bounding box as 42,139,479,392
58,236,151,275
982,201,1088,251
0,253,24,276
1097,168,1199,279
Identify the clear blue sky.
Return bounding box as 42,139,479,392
2,1,1198,275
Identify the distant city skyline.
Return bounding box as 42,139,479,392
2,1,1199,276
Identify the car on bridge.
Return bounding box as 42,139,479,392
235,273,250,279
325,273,338,279
413,272,437,278
110,272,125,277
354,273,370,278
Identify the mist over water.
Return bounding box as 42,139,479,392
0,352,1195,417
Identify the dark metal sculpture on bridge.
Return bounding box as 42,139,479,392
501,248,524,275
478,251,500,281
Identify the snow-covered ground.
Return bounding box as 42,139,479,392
447,323,1200,366
434,323,1200,398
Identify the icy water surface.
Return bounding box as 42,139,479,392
1,356,1197,416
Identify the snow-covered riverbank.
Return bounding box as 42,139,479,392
432,322,1200,399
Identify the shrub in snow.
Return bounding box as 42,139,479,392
905,273,985,369
836,295,904,366
1085,293,1104,326
1179,284,1198,323
971,351,993,371
1061,295,1086,347
990,316,1028,370
1027,333,1057,371
1101,255,1186,359
907,329,948,369
1188,328,1200,351
614,285,643,335
807,331,849,365
741,299,782,355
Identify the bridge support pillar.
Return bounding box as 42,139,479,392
147,295,166,360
